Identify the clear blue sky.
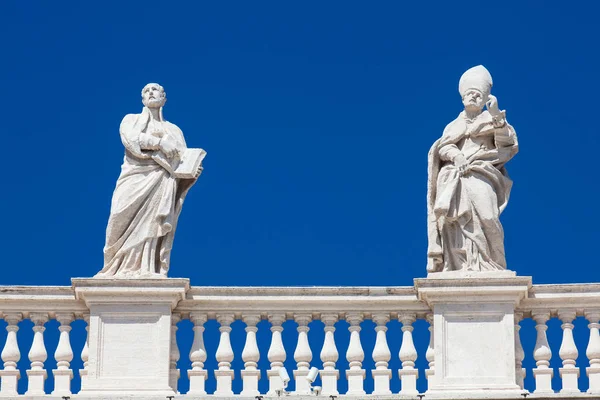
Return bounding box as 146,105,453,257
1,0,598,395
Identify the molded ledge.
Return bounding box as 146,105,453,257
414,272,532,306
72,278,189,309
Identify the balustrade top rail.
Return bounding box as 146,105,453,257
0,283,599,314
176,286,429,315
0,286,87,316
519,283,600,315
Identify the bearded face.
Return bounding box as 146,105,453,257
462,89,485,112
142,83,166,108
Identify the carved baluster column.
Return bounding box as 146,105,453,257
586,311,600,394
52,313,74,396
25,313,48,396
79,314,89,388
425,313,435,384
293,314,313,395
558,310,579,393
514,312,526,389
345,313,365,395
240,314,261,396
399,313,419,395
168,313,181,392
371,313,391,394
319,313,339,396
188,313,208,395
0,313,22,396
532,312,553,394
214,314,235,396
267,314,287,394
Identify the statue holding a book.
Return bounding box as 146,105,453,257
95,83,206,278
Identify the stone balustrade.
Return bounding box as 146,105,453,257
174,286,429,397
0,286,88,397
517,283,600,395
0,283,599,398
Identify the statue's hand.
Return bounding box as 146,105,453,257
453,153,469,176
194,165,203,179
139,132,161,150
453,153,468,168
159,135,180,159
486,94,500,116
150,129,165,139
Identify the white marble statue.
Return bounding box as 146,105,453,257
96,83,206,278
427,66,518,273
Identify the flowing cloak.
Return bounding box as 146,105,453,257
426,110,518,273
96,107,197,277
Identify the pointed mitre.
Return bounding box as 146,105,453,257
458,65,493,97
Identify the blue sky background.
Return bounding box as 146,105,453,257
1,0,598,395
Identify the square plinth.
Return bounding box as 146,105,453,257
415,272,531,397
72,278,189,396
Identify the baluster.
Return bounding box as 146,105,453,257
345,313,365,395
514,312,525,389
558,310,579,393
372,313,391,395
52,313,74,396
169,313,181,393
399,313,419,395
532,312,553,394
293,314,313,395
214,314,235,396
188,313,208,395
319,313,339,396
267,314,287,394
79,314,89,388
425,313,435,383
586,311,600,394
0,313,22,396
25,313,48,396
240,314,261,396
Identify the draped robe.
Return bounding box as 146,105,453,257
426,110,518,273
96,107,197,278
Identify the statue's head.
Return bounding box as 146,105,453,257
141,83,166,109
459,65,492,112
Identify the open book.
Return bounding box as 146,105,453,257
152,148,207,179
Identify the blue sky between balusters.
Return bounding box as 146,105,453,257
0,0,599,395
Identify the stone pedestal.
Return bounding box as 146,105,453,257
240,369,261,396
345,369,366,395
415,271,531,398
398,368,419,395
320,369,339,396
0,370,19,396
51,369,74,396
372,369,392,394
72,278,189,397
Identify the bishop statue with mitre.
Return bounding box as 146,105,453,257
427,66,518,273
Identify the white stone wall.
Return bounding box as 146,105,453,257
0,280,598,398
